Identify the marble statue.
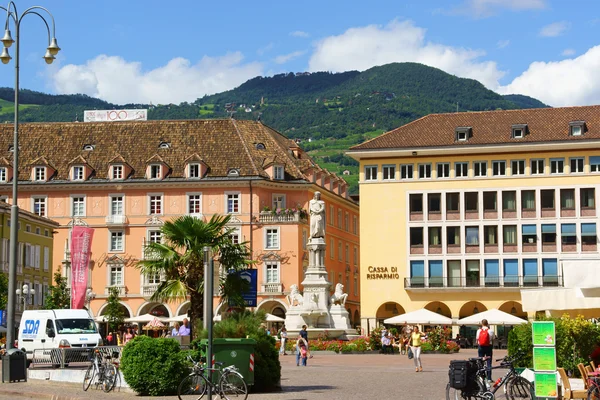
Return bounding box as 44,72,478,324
287,284,304,307
330,283,348,306
309,191,325,239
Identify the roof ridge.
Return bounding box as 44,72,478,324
231,119,260,175
350,114,431,150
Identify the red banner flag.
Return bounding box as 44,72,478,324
70,226,94,309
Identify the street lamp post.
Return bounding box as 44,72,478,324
203,246,214,400
15,283,29,311
1,1,61,350
85,288,96,309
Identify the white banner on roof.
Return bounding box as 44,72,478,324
84,109,147,122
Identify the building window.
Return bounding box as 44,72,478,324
272,194,286,210
550,158,564,174
429,227,441,246
560,189,575,210
429,260,443,287
484,260,499,286
149,195,162,215
561,223,577,245
34,167,46,181
581,188,595,209
492,161,506,176
541,190,555,209
570,157,584,173
226,192,240,214
473,161,487,177
511,160,525,176
503,226,517,245
364,166,377,181
188,164,200,178
187,194,202,215
330,239,334,259
338,241,342,261
483,192,497,211
522,190,536,211
32,197,47,217
382,165,395,180
265,228,280,249
541,224,556,244
437,163,450,178
353,215,358,234
455,127,471,141
428,193,441,214
353,246,358,266
410,227,423,247
466,260,480,287
344,213,349,231
149,164,161,179
400,164,413,180
418,164,432,179
302,230,307,250
73,166,84,181
465,192,478,212
273,165,284,180
338,209,342,228
590,156,600,173
530,159,544,175
71,196,85,217
582,223,597,245
110,196,124,215
265,261,280,283
110,231,124,252
410,261,425,287
542,259,559,286
484,226,497,245
354,276,358,295
409,194,423,213
466,226,479,246
447,260,461,287
570,121,585,136
110,265,123,286
446,193,459,212
512,126,526,138
455,162,468,178
329,205,334,225
112,165,123,180
502,191,516,211
447,226,460,246
522,225,537,244
229,227,241,245
148,230,162,244
0,167,5,182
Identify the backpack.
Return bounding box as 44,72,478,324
448,360,477,389
478,328,490,346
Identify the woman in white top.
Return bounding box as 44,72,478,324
279,327,288,355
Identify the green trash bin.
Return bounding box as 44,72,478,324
200,338,256,386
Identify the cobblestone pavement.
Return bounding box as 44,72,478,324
0,349,510,400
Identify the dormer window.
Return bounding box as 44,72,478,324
83,144,95,151
34,167,46,181
112,165,123,180
569,121,586,136
188,164,200,178
227,168,240,177
0,168,6,182
455,127,472,141
273,165,284,180
255,143,266,150
159,142,171,149
511,124,528,139
72,165,84,181
150,164,161,179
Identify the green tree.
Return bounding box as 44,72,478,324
43,272,70,309
104,287,125,332
0,273,8,310
136,214,252,334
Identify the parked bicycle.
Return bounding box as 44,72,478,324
446,353,533,400
82,349,118,393
178,355,248,400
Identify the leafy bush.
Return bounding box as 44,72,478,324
508,314,600,376
120,336,189,396
369,326,384,350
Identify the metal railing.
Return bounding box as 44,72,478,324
258,211,307,223
404,275,563,289
30,346,123,369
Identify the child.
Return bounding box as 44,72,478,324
296,335,309,366
299,341,308,366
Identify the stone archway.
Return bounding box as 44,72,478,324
458,301,488,345
424,301,452,318
498,301,527,319
175,301,191,317
353,310,360,329
376,302,405,326
137,302,172,318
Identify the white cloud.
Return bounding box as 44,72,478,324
498,46,600,106
562,48,576,56
274,50,307,65
457,0,546,17
257,42,274,56
290,31,309,38
308,20,505,89
497,40,510,49
50,53,263,105
539,21,570,37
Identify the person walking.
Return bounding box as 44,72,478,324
123,327,134,345
476,319,495,382
296,334,309,366
411,326,425,372
279,327,288,356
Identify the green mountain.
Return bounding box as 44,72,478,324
0,62,548,193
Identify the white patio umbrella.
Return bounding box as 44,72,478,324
265,313,285,322
124,313,167,323
165,314,187,323
384,308,452,325
94,315,107,323
457,309,527,325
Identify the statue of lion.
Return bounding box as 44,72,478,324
287,284,304,307
330,283,348,306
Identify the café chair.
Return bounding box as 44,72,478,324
558,367,587,399
578,363,590,389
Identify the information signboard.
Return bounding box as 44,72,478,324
534,372,558,398
532,321,556,346
533,347,557,371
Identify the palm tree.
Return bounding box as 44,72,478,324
136,214,252,331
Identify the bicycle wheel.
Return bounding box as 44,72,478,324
178,374,208,400
588,385,600,400
102,363,118,393
82,365,95,391
219,371,248,400
506,376,533,400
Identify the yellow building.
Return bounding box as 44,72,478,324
348,105,600,335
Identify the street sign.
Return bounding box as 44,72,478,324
0,310,5,326
238,269,258,307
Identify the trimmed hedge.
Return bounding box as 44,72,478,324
120,336,189,396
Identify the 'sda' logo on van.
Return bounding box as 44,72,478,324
23,320,40,335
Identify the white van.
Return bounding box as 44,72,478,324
18,309,103,364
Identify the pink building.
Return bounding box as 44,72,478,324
0,119,360,328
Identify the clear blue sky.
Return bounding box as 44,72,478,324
1,0,599,106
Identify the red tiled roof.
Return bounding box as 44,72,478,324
350,105,600,151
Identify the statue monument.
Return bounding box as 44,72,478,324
283,191,354,339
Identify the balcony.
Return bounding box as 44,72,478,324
404,275,563,291
258,211,306,224
142,284,160,298
105,215,128,225
259,282,283,295
104,285,127,296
